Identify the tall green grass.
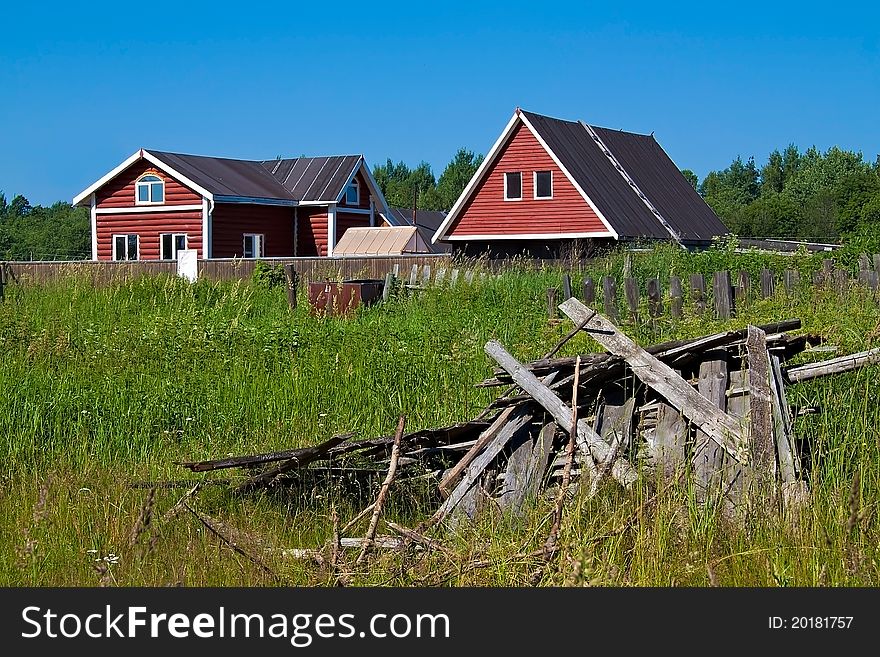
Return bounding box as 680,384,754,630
1,246,879,586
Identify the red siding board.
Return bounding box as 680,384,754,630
211,204,295,258
297,208,328,257
96,211,203,260
96,159,202,208
448,122,607,237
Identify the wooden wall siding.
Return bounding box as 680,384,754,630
211,203,294,258
297,209,328,257
337,170,372,211
336,212,372,243
96,159,202,208
96,210,203,260
448,122,607,237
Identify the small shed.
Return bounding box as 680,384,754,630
333,226,431,256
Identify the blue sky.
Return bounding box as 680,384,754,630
2,1,879,206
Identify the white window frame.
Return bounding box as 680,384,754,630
503,171,522,201
534,170,553,200
135,174,165,205
243,233,265,259
160,233,188,261
111,234,140,261
345,178,360,205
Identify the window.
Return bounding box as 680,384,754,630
112,234,139,261
160,233,188,261
504,172,522,200
345,178,360,205
136,174,164,204
243,233,264,259
534,171,553,199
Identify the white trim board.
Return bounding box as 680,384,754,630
445,231,615,241
90,194,98,261
96,204,204,214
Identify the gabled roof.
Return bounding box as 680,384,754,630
386,207,448,233
73,150,390,212
333,226,430,256
433,108,728,244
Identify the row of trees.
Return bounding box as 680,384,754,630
687,145,880,245
0,194,90,260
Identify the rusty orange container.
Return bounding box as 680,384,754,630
308,279,384,316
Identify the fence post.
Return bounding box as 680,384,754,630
689,273,706,316
409,264,419,287
735,271,750,306
383,272,393,301
582,277,595,305
713,271,732,320
561,273,572,300
450,269,460,285
834,268,849,293
647,278,662,321
602,276,619,322
821,259,834,286
858,254,871,273
421,265,432,287
669,275,682,320
783,270,799,296
624,277,640,324
284,264,298,310
873,254,880,275
760,269,775,298
547,287,558,320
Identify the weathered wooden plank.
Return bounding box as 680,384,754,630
746,325,776,482
435,407,534,520
484,340,638,486
435,268,447,285
522,422,556,502
409,264,419,287
596,398,635,453
689,273,706,315
547,288,558,319
383,272,393,300
783,270,799,295
760,269,775,298
647,278,662,319
770,355,810,509
562,273,572,300
450,269,460,285
784,347,880,383
624,277,640,324
874,254,880,275
713,270,732,320
735,271,750,306
235,434,354,492
421,265,432,286
583,277,595,305
603,275,619,321
834,268,849,292
179,434,352,472
858,253,871,272
653,400,687,479
669,275,682,319
693,352,729,493
497,431,536,513
558,299,749,464
465,269,475,284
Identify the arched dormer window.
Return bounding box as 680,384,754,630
136,174,164,204
344,178,359,205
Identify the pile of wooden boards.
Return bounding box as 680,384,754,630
177,298,880,525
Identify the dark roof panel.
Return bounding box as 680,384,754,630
518,110,728,242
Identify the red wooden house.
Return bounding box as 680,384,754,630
73,149,395,261
432,108,728,256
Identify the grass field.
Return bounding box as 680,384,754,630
2,245,879,586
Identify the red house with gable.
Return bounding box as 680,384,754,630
73,149,395,261
432,108,728,256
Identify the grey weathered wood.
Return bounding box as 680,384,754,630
597,397,635,453
561,273,572,300
769,355,796,483
497,431,535,513
689,273,706,315
409,264,419,287
869,271,879,291
382,272,393,300
558,299,749,463
435,268,446,285
784,347,880,383
834,268,849,292
760,269,775,298
746,325,776,482
858,254,871,272
783,270,799,295
653,400,686,479
723,369,750,505
436,407,534,520
874,254,880,274
669,276,682,319
624,277,640,324
547,287,558,319
465,270,475,284
284,265,298,310
450,269,460,285
857,269,872,287
438,406,518,495
693,352,729,492
421,265,432,286
602,276,618,321
583,277,595,305
822,259,834,284
392,263,400,277
647,278,662,320
713,270,732,320
735,271,749,305
522,422,556,502
484,340,638,486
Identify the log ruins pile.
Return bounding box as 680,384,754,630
176,299,880,538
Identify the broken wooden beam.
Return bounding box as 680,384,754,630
746,325,776,482
179,434,352,472
784,347,880,383
558,298,750,465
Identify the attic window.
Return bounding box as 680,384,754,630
504,172,522,201
136,174,164,204
534,171,553,199
345,178,360,205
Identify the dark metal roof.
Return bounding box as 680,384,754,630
519,110,728,242
387,207,451,253
147,150,361,203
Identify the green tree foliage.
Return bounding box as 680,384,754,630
680,169,698,189
372,147,483,213
0,192,90,260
